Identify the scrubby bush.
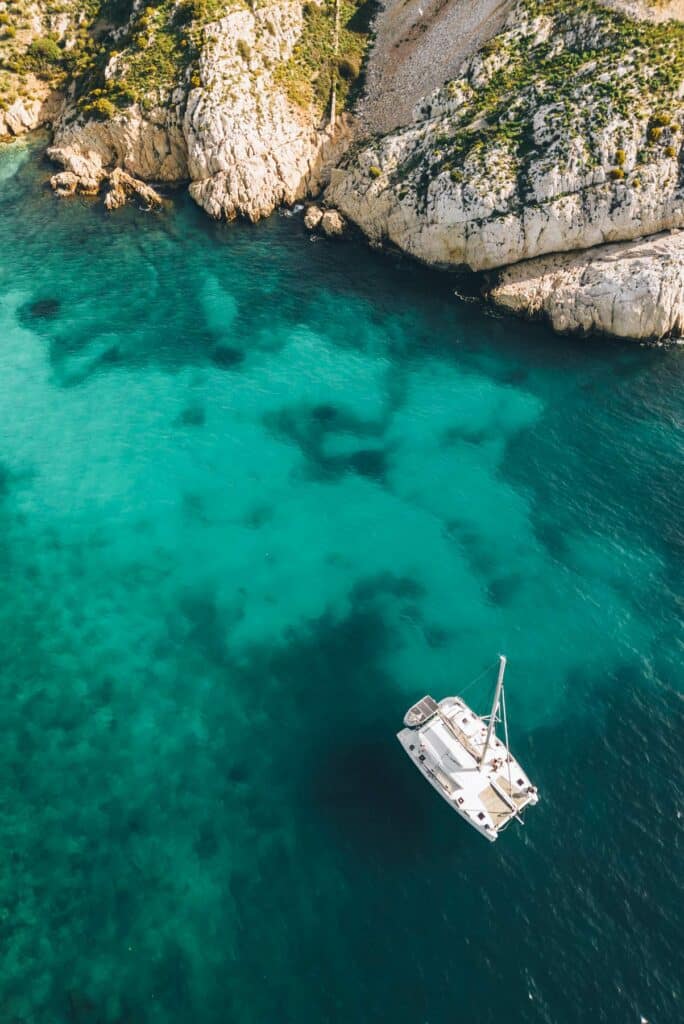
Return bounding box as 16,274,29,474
369,165,381,178
609,166,625,179
85,96,118,120
236,39,251,63
26,37,64,70
648,125,663,143
615,148,626,166
665,144,677,158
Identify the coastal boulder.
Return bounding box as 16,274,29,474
304,205,324,230
320,209,346,237
49,171,78,197
103,168,163,211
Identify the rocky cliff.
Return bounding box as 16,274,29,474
3,0,369,219
328,0,684,271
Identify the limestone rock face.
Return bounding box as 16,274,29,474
48,102,188,188
0,96,44,137
45,2,348,222
328,0,684,271
487,232,684,341
49,170,78,197
0,2,74,138
184,6,344,222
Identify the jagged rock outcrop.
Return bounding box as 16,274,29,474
486,231,684,340
0,91,48,137
328,0,684,272
185,5,349,222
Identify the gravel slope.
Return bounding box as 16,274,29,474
359,0,514,134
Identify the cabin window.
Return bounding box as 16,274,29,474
478,812,485,820
517,778,524,785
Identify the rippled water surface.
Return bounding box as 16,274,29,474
1,142,682,1024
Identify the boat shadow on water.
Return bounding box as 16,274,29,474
306,733,476,865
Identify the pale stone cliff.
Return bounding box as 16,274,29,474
4,1,363,220
487,231,684,340
183,4,348,221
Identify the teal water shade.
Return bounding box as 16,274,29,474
0,142,682,1024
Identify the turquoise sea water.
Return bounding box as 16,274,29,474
0,141,682,1023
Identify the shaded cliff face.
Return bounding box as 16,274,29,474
328,0,684,271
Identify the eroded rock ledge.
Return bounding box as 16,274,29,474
486,231,684,341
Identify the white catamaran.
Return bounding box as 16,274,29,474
397,656,539,841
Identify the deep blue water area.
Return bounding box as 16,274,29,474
0,141,682,1024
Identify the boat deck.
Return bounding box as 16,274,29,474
398,693,538,841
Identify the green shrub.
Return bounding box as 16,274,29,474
26,37,64,70
85,97,118,120
665,144,676,158
648,125,663,143
615,148,626,166
651,112,671,128
369,164,381,178
609,166,625,179
236,39,251,63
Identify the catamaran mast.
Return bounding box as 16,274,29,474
480,655,506,764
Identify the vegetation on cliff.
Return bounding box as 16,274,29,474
0,0,375,125
275,0,375,116
395,0,684,201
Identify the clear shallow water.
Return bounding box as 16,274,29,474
0,141,682,1024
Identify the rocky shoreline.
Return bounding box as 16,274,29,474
0,0,682,343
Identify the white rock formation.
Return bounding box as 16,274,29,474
0,95,45,136
103,167,163,211
487,231,684,341
185,5,346,222
49,101,188,187
328,0,684,271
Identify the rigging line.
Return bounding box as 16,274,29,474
501,680,513,793
458,658,500,699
